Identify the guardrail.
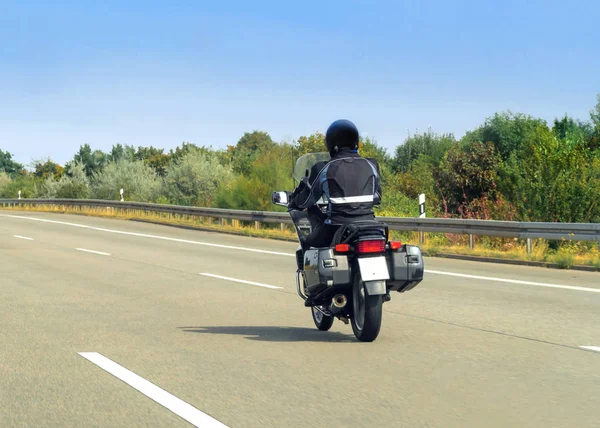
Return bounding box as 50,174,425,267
2,198,599,253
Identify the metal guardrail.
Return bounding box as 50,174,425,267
1,199,599,251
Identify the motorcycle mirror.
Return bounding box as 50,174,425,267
272,191,288,207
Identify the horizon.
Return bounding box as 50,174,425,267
2,0,599,166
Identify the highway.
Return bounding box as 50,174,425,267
1,211,599,427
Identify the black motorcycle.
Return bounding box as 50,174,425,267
273,152,425,342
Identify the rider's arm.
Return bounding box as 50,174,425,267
367,158,383,204
289,162,326,210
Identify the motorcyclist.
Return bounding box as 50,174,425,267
288,119,382,251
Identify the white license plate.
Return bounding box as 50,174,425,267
358,256,390,281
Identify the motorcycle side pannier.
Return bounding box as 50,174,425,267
386,245,424,293
303,249,351,291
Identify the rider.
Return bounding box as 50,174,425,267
288,119,382,251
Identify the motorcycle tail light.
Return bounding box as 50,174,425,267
389,241,402,251
356,240,385,254
335,244,350,253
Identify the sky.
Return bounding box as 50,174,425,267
1,0,599,166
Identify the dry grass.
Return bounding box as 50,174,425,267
2,204,598,270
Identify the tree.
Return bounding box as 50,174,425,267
70,144,107,177
392,129,455,173
0,172,11,193
434,141,503,216
0,150,24,177
54,162,92,199
93,159,161,202
229,131,275,176
500,125,600,223
590,94,600,131
33,158,64,180
163,149,234,207
217,144,293,212
296,132,326,156
108,144,136,163
462,111,547,160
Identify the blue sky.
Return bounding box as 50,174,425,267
1,0,599,166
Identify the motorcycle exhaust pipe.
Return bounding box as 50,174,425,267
329,294,347,314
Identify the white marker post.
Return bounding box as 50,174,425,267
120,188,124,202
418,193,425,245
18,190,21,200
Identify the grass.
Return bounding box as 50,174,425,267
2,203,599,270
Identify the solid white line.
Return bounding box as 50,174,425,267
426,269,600,294
13,235,33,240
0,214,294,257
78,352,228,427
580,346,600,353
75,248,111,256
200,273,283,290
3,214,597,295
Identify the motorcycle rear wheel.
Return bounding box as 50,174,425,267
351,271,383,342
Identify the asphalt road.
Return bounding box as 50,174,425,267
1,210,599,427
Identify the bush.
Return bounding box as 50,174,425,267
0,172,11,194
93,159,161,202
163,149,234,207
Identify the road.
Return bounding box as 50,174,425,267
1,210,599,427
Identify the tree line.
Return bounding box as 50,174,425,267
1,95,600,223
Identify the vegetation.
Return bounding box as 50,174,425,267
2,95,600,267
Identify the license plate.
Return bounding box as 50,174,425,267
358,256,390,281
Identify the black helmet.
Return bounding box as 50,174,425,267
325,119,359,156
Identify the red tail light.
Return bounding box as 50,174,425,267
335,244,350,253
356,240,385,254
389,241,402,251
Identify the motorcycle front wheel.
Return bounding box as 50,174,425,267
351,271,383,342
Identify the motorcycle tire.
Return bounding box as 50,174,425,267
311,306,334,331
351,270,383,342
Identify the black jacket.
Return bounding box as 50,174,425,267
289,148,382,224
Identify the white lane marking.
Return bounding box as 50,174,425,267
426,269,600,294
0,214,294,257
78,352,228,427
200,273,283,290
75,248,111,256
3,214,597,295
13,235,33,240
580,346,600,353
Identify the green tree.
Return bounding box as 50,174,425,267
163,149,234,207
93,159,161,202
0,172,11,194
108,144,136,163
217,143,293,211
392,129,455,172
229,131,275,176
0,150,24,177
53,162,92,199
500,125,600,223
434,141,503,216
296,132,326,156
70,144,108,177
33,158,64,180
462,111,547,160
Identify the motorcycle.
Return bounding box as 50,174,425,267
272,152,425,342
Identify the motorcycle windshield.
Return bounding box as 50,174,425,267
293,152,330,183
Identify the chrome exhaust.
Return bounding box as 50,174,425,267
329,294,347,314
332,294,347,308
